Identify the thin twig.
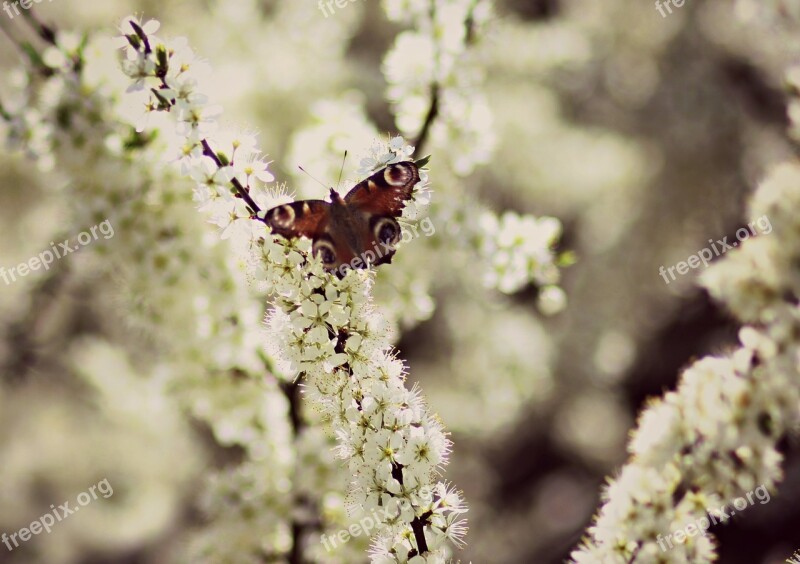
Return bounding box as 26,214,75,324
412,0,478,155
281,379,304,564
22,8,57,46
412,83,439,155
200,138,267,221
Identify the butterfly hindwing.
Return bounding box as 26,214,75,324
263,199,330,240
344,161,419,217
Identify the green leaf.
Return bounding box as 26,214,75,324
150,88,172,110
125,34,141,51
557,250,577,267
415,154,432,168
155,44,169,77
123,127,158,151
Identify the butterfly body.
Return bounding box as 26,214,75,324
326,188,369,261
265,161,421,274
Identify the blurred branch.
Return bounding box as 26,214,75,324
412,84,439,155
279,377,322,564
22,8,57,46
1,261,72,384
200,139,266,219
720,57,789,128
412,0,480,155
505,0,560,21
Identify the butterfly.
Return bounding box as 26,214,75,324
264,158,428,275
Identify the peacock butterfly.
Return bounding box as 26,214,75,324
264,159,426,274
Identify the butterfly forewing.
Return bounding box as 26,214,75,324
344,162,419,216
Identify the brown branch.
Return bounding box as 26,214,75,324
22,8,57,46
410,511,430,556
412,0,479,155
390,462,430,555
278,378,317,564
200,138,267,222
412,84,439,156
1,261,72,384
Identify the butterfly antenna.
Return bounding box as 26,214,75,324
298,165,329,190
336,150,348,190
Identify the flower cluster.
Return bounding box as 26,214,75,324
261,247,469,561
570,162,800,562
0,23,317,562
285,96,441,332
383,0,568,311
383,0,496,175
476,210,566,304
0,336,202,563
118,15,468,562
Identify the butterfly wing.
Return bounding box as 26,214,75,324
344,162,420,267
264,199,359,272
264,162,421,273
263,200,330,240
344,161,419,216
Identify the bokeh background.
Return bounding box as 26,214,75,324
1,0,800,562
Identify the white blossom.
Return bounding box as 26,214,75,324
572,163,800,563
114,18,469,562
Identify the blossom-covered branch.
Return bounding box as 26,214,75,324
0,17,345,563
118,15,468,563
571,120,800,564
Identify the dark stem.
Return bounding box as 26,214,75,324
412,0,477,155
280,380,304,446
412,84,439,155
410,518,429,556
391,462,430,555
279,379,314,564
464,0,480,46
22,9,57,45
1,261,72,384
287,521,304,564
200,138,267,222
128,19,152,55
